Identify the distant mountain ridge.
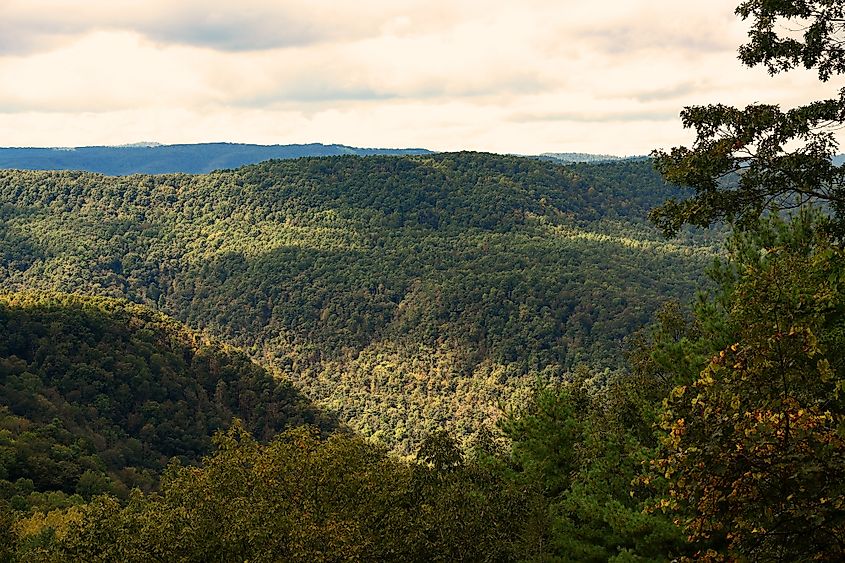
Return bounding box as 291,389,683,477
537,152,630,164
543,152,845,166
0,142,432,175
2,144,836,175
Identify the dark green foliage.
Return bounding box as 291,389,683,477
500,384,586,498
498,377,691,562
653,213,845,561
0,152,718,560
648,3,845,558
4,1,844,560
651,99,845,236
737,1,845,81
0,153,714,452
651,1,845,238
0,291,333,508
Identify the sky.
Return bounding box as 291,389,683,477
0,0,837,155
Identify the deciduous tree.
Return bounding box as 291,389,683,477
651,1,845,237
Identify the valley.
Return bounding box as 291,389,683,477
0,153,717,454
4,0,845,558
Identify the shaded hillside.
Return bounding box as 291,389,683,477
0,153,718,452
0,291,333,508
0,142,432,175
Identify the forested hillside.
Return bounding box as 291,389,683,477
0,154,714,450
5,0,845,559
0,291,333,512
0,153,716,452
7,211,844,562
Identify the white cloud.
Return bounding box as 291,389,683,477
0,0,456,53
0,0,839,154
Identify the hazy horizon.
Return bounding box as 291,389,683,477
0,140,645,159
0,0,838,155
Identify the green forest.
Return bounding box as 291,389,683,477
3,0,845,561
0,153,716,453
0,292,334,507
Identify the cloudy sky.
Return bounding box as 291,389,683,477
0,0,835,154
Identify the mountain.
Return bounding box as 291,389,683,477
0,291,334,509
537,152,630,164
0,152,718,453
0,142,432,175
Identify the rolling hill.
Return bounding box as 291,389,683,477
0,152,718,452
0,291,334,510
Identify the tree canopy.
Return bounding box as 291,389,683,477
647,1,845,560
9,2,845,561
651,1,845,237
0,154,713,453
737,0,845,80
0,291,333,512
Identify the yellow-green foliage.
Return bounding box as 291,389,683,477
0,154,715,451
10,423,533,562
653,215,845,560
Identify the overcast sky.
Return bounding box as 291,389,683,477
0,0,836,154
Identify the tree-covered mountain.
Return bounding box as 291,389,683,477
8,212,841,563
0,152,718,452
537,152,631,164
0,142,432,175
0,291,334,511
6,0,845,559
